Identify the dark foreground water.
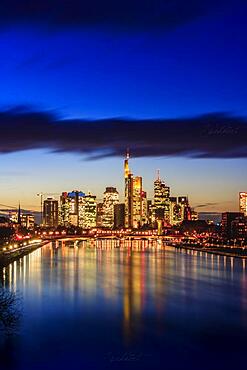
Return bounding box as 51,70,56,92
1,239,247,370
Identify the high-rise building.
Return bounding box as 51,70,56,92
169,196,190,225
178,197,191,221
221,212,244,238
239,192,247,216
133,176,143,228
114,203,125,228
141,191,148,225
96,202,104,227
169,197,179,225
59,191,85,227
102,187,119,228
83,193,97,228
124,151,133,228
231,216,247,239
153,172,170,224
147,200,152,223
43,198,58,227
124,152,147,229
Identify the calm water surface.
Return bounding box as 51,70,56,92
1,239,247,370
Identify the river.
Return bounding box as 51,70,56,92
0,239,247,370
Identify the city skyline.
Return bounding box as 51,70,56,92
1,3,247,370
0,153,245,215
1,153,245,226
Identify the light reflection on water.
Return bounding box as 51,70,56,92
1,240,247,370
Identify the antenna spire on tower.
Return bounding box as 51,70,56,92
126,148,130,160
157,169,160,181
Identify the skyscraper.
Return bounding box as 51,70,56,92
221,212,244,238
83,193,97,228
141,191,148,225
133,176,143,228
124,152,146,229
59,191,85,227
153,171,170,225
169,196,190,225
114,203,125,228
239,192,247,216
43,198,59,227
96,202,104,227
102,187,119,228
124,150,133,228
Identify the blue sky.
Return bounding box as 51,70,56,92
0,1,246,213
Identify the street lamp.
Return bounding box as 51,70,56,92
37,193,43,226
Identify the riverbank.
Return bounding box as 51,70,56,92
0,241,49,268
173,244,247,259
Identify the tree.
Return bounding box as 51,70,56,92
0,288,21,335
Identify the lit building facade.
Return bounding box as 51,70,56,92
124,151,133,228
221,212,244,238
169,196,190,225
141,191,148,225
59,191,85,227
96,203,104,227
43,198,59,227
153,173,170,225
191,209,199,221
124,152,147,229
102,187,119,228
133,176,143,228
239,192,247,216
83,194,97,228
10,212,35,229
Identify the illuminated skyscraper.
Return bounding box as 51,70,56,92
141,191,148,225
169,197,179,225
133,176,143,228
102,187,119,228
43,198,58,227
124,151,133,228
124,152,147,228
96,202,104,227
169,196,190,225
59,191,85,227
239,192,247,216
83,193,97,228
153,171,170,224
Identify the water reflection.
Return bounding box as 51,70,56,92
1,241,247,370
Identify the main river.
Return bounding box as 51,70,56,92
1,239,247,370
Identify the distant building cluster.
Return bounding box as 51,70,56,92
124,153,195,229
41,153,197,229
1,156,247,247
220,192,247,240
9,211,35,230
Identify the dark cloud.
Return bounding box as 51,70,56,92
0,0,236,30
195,203,219,209
0,106,247,160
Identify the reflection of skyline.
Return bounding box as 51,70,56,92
1,242,247,344
0,240,168,343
